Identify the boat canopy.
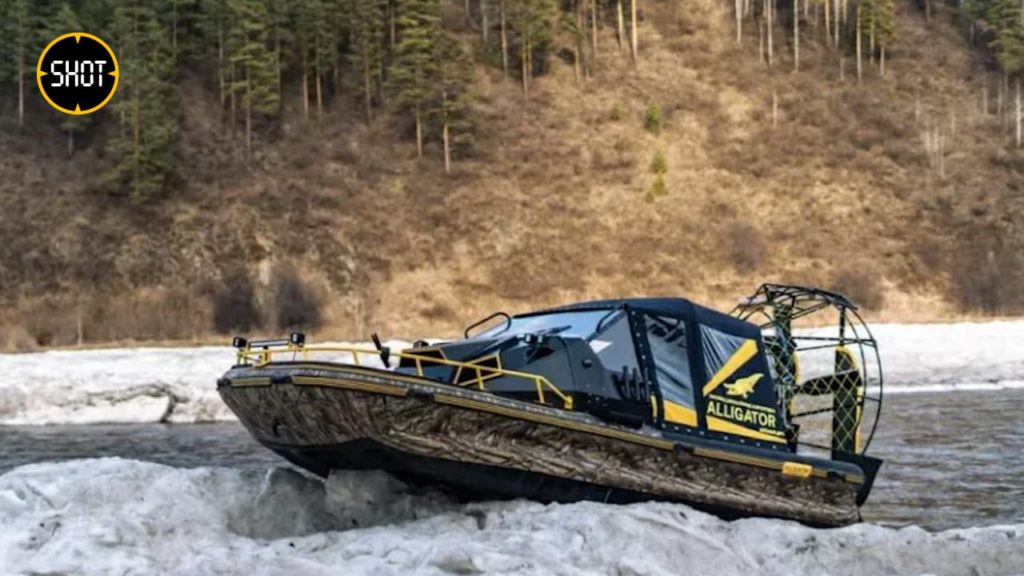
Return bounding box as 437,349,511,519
516,298,789,443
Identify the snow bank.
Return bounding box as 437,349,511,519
0,458,1021,576
0,321,1022,425
0,341,399,425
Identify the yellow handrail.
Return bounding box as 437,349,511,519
236,344,574,410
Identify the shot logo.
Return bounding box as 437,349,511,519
37,33,119,115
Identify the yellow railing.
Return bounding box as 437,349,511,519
236,344,574,410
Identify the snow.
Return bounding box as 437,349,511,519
0,341,401,426
0,458,1021,576
0,321,1022,425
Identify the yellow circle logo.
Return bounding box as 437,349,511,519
36,32,119,115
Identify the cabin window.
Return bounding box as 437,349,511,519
589,311,640,375
700,324,748,379
645,315,694,410
474,310,613,341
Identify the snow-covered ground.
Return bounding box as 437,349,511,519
0,321,1022,425
0,458,1020,576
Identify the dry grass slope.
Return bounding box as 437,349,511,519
1,0,1023,350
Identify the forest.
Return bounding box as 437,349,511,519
2,0,1024,347
3,0,1024,196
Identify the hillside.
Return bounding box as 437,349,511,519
1,0,1023,349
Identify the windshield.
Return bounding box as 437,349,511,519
474,309,619,341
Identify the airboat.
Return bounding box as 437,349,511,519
218,284,883,527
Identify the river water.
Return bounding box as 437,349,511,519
3,389,1021,532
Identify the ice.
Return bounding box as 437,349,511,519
0,321,1022,425
0,458,1021,576
0,341,405,426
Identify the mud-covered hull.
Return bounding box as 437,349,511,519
219,363,871,527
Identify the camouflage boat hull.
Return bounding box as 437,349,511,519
218,363,871,527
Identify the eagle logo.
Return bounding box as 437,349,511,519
723,374,763,399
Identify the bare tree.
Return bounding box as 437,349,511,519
793,0,799,71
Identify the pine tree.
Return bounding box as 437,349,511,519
350,0,386,121
228,0,279,155
433,35,475,172
389,0,439,156
508,0,556,96
8,0,34,126
106,2,180,202
873,0,895,76
196,0,233,109
43,2,90,155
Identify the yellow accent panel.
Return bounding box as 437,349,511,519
782,461,813,478
662,400,697,427
702,339,759,396
707,415,785,443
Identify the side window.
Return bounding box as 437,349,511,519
645,315,694,408
700,324,747,378
590,312,639,374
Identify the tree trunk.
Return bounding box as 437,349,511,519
172,0,178,49
772,88,778,128
500,0,509,77
1016,79,1022,148
17,58,24,126
482,0,489,43
390,1,397,48
229,65,236,127
759,18,764,63
363,63,372,121
246,99,252,158
833,0,839,47
522,35,531,96
277,35,284,99
316,73,323,116
590,0,598,55
618,0,626,51
630,0,638,64
573,31,581,81
415,106,423,157
880,44,885,77
824,0,830,47
767,0,773,68
869,19,875,64
736,0,743,43
302,55,310,120
315,35,323,116
855,5,862,84
219,26,226,108
793,0,799,72
245,69,252,157
443,121,451,173
925,0,930,22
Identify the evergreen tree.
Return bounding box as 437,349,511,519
6,0,35,126
389,0,439,155
43,2,90,155
433,35,475,172
196,0,233,109
106,2,180,202
228,0,279,154
507,0,556,96
350,0,387,121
